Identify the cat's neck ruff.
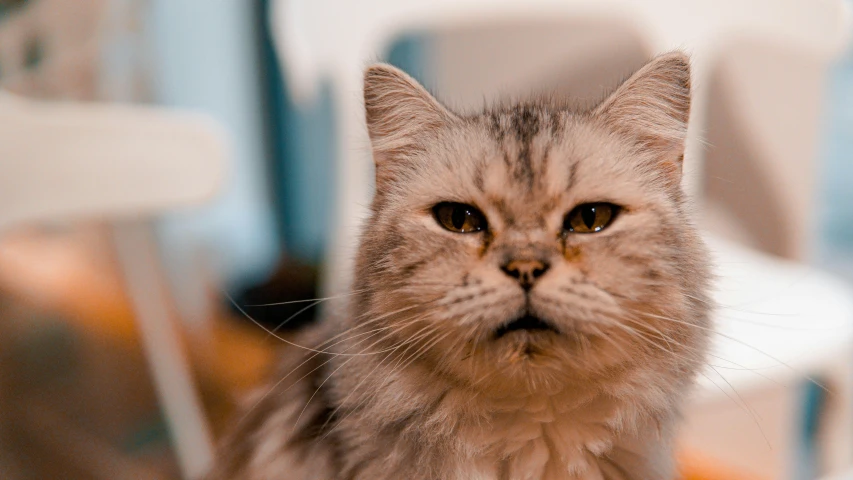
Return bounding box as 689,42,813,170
330,348,677,480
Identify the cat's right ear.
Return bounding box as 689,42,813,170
363,64,456,166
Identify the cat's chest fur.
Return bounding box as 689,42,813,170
211,349,675,480
322,359,675,480
446,392,630,480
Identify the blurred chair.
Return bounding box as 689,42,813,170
270,0,850,295
270,0,853,477
0,90,224,479
821,470,853,480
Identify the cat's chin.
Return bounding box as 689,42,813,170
484,315,568,368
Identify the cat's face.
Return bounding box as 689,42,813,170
355,53,710,394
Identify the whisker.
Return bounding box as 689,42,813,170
307,302,428,352
611,316,771,446
316,321,438,434
625,307,833,395
266,299,325,338
226,291,444,357
235,320,412,429
320,327,454,443
226,290,357,355
288,316,434,433
708,364,766,423
614,316,678,355
244,289,366,307
292,355,356,433
699,369,771,449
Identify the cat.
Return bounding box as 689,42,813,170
209,51,711,480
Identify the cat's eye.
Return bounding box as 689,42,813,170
433,202,487,233
564,203,620,234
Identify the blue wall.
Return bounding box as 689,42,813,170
140,7,432,282
145,0,279,287
260,29,430,263
818,36,853,279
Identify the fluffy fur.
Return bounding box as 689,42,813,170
209,52,711,480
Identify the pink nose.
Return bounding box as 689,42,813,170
500,259,549,290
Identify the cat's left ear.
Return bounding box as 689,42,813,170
594,52,691,176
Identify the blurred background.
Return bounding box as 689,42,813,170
2,0,853,479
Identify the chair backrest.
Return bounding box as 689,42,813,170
270,0,852,296
396,23,841,261
0,90,227,480
701,42,833,259
0,90,227,230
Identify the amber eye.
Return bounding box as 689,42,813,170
433,202,487,233
564,203,620,234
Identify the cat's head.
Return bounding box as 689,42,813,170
355,52,710,394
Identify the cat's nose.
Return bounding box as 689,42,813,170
500,259,549,290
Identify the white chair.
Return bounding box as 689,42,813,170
0,90,223,480
269,0,853,476
823,471,853,480
687,236,853,477
270,0,851,296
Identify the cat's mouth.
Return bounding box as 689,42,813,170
494,314,559,339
